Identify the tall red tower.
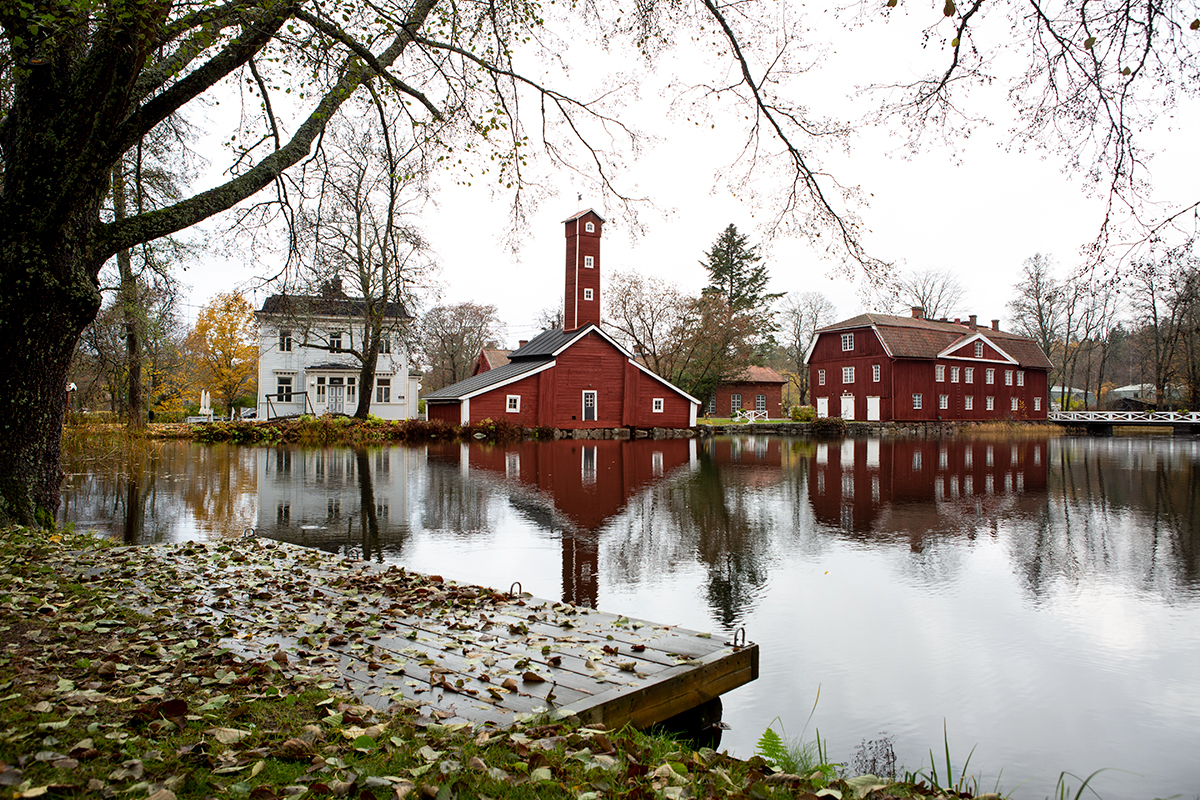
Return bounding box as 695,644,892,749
563,209,604,331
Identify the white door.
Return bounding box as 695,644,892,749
582,390,597,421
329,381,345,414
867,396,881,421
816,397,829,418
840,394,855,420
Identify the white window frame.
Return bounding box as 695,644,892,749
939,394,949,410
652,397,664,413
935,364,945,382
731,393,742,414
1017,371,1025,386
276,375,293,402
756,394,766,411
841,332,854,352
986,368,995,384
965,367,974,383
986,396,994,410
913,393,923,410
329,331,344,352
965,395,974,410
818,369,825,386
506,394,521,413
842,366,855,383
1005,370,1014,386
583,288,593,301
1034,396,1042,411
1011,397,1019,411
975,341,984,358
379,335,391,354
584,255,594,268
585,221,595,233
316,376,326,402
951,367,960,383
347,377,356,402
376,378,391,403
872,364,880,382
278,330,293,353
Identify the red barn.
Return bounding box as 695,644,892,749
706,366,788,419
806,309,1052,422
424,210,700,429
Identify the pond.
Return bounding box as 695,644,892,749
58,433,1200,799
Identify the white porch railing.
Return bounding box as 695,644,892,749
1048,411,1200,423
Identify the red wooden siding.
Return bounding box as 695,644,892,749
564,212,603,331
466,373,542,425
427,402,461,423
710,382,785,419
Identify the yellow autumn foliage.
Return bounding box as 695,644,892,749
184,293,258,414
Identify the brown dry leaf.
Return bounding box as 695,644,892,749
208,727,253,744
521,671,545,683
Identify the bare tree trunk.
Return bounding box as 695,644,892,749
112,164,144,429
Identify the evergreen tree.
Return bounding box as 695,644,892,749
700,225,782,312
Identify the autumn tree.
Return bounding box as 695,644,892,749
775,291,837,406
418,303,504,391
1127,244,1200,408
603,270,690,379
184,294,258,417
896,268,965,321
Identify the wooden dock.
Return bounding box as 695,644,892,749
84,539,758,731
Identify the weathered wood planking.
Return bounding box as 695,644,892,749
101,539,758,730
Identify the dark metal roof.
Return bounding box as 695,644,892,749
259,293,412,320
304,362,360,371
817,313,1053,370
507,326,591,360
423,358,553,401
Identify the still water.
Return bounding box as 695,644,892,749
59,434,1200,799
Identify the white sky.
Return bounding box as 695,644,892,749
179,3,1199,348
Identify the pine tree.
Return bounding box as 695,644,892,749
701,225,782,312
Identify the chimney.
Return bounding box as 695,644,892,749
954,318,961,325
563,209,604,331
518,339,528,348
911,306,924,319
969,314,978,329
991,320,1000,332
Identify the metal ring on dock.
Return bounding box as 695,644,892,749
727,627,746,648
509,581,522,598
242,527,258,538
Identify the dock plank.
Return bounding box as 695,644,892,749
79,539,758,730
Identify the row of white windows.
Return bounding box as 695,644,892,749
277,330,392,354
911,394,1042,412
817,365,1024,386
706,394,768,414
841,333,990,362
505,395,666,413
273,375,395,403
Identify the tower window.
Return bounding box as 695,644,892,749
585,221,595,232
583,288,593,301
584,255,594,268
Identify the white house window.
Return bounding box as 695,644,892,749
347,377,356,402
1017,371,1025,386
731,393,742,414
1033,396,1042,411
316,376,326,402
965,395,974,410
843,366,855,383
379,335,391,354
756,394,766,411
653,397,664,413
872,364,880,382
1005,370,1014,385
329,331,344,352
913,393,923,409
818,369,825,386
965,367,974,383
986,368,995,384
585,221,595,232
583,288,593,300
707,395,716,414
935,365,945,382
279,330,293,352
986,396,995,410
376,378,391,403
276,375,293,402
951,367,960,383
975,341,984,358
939,394,949,410
1011,397,1019,411
506,395,521,413
841,332,854,351
584,255,594,268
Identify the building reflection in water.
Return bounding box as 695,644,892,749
428,438,698,607
808,438,1050,543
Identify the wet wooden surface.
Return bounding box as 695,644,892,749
91,539,758,730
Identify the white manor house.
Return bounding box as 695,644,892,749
255,281,421,420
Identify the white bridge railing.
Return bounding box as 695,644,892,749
1049,411,1200,423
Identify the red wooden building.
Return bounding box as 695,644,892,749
705,366,788,419
806,309,1052,422
424,210,700,429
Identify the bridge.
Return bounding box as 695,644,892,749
1048,410,1200,435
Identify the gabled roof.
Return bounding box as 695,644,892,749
508,326,592,360
723,365,787,384
478,348,512,371
562,208,605,224
259,293,412,321
424,358,555,402
812,313,1053,370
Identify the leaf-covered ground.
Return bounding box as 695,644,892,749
0,527,983,800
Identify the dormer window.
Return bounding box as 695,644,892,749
841,332,854,351
585,221,595,233
584,255,594,268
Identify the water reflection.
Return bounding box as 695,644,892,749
56,433,1200,798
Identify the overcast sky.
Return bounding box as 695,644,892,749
181,4,1198,347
